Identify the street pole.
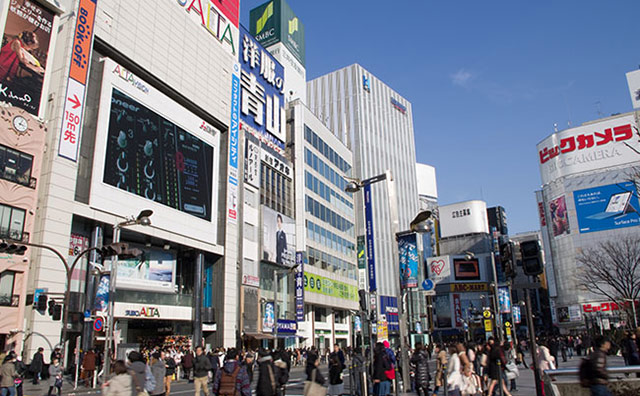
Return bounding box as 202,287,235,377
103,224,120,378
633,300,638,330
386,170,410,392
490,252,503,341
273,270,278,349
525,289,543,396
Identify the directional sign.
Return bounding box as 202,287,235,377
422,279,435,291
484,319,493,332
483,309,492,319
84,309,91,318
93,316,104,332
57,0,97,161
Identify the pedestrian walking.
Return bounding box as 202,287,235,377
327,355,344,396
102,360,132,396
82,349,97,387
305,352,326,385
256,349,285,396
410,343,430,396
212,348,250,396
373,343,391,396
431,344,446,396
47,357,63,396
30,347,44,384
164,351,176,396
182,349,194,381
150,352,166,396
194,347,212,396
0,353,18,396
581,336,612,396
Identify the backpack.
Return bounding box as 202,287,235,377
218,366,240,396
144,365,156,392
578,358,592,388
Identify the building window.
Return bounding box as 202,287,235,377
0,145,33,187
315,307,327,322
0,204,26,241
334,310,347,324
244,222,256,242
244,188,257,207
0,271,15,306
260,163,293,218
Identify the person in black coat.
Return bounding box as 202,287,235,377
372,343,391,396
257,350,287,396
275,215,287,265
305,352,325,385
410,343,430,396
30,348,44,384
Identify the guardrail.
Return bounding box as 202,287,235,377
543,366,640,396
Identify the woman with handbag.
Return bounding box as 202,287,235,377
372,343,391,396
47,358,63,396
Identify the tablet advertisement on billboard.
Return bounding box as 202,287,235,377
574,181,640,234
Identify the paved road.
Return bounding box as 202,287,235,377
20,352,626,396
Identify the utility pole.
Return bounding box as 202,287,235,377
525,289,543,396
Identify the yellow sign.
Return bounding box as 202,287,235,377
378,321,389,341
483,310,492,319
450,283,489,292
484,319,493,332
505,321,512,328
506,327,512,336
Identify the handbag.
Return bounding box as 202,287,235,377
303,369,327,396
55,377,63,388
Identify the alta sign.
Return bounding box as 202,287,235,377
125,307,160,318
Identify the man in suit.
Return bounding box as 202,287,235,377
275,214,287,265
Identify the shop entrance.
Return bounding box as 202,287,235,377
122,320,192,351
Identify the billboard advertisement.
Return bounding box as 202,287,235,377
357,235,366,269
0,0,55,117
549,195,570,237
453,258,480,281
116,248,176,293
263,301,274,333
537,114,640,185
626,69,640,110
364,184,377,292
380,295,399,333
262,205,296,267
513,305,521,324
573,181,640,234
94,274,109,312
398,233,418,288
304,273,358,301
90,59,221,246
427,255,451,285
498,286,512,314
250,0,306,66
439,200,489,238
453,293,463,327
239,26,286,152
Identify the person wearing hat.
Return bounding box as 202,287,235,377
30,348,44,385
241,352,255,383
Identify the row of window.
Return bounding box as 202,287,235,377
305,171,353,218
306,245,357,281
312,306,348,323
304,147,351,195
306,220,355,258
0,204,25,241
0,144,33,188
260,163,293,218
304,126,352,175
305,195,354,237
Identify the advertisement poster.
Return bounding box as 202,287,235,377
116,249,176,293
304,273,358,301
380,296,399,332
498,287,512,314
549,195,570,237
357,236,366,269
68,233,89,292
295,252,304,322
398,233,418,288
364,184,377,292
262,205,296,267
434,294,452,328
574,181,640,234
513,305,522,324
354,315,362,333
427,255,451,285
557,306,570,323
263,301,274,333
94,274,109,312
0,0,54,117
453,293,463,327
568,305,583,322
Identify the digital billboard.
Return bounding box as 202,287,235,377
398,233,418,288
574,181,640,234
0,0,55,117
262,205,296,267
116,247,176,293
453,258,480,281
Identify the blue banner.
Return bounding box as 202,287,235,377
295,252,305,322
513,305,521,324
379,296,399,332
263,302,274,333
364,184,377,292
398,233,419,288
498,287,511,314
574,181,640,234
276,319,297,335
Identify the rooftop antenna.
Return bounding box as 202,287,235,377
554,123,558,132
594,100,603,117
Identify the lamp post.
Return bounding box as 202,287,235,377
272,264,299,349
103,210,153,379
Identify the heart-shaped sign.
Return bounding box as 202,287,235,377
431,260,446,276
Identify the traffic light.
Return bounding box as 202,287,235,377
52,304,62,321
520,240,543,276
358,290,367,312
500,241,516,279
99,242,143,259
0,242,27,255
48,300,55,316
36,294,47,311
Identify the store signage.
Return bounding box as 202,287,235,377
439,201,489,238
244,137,260,187
227,62,240,224
304,273,358,301
379,296,399,332
58,0,97,161
242,274,260,288
427,255,451,285
239,26,286,150
175,0,238,56
261,149,292,177
276,319,297,335
453,294,463,327
537,115,640,185
398,233,418,288
484,319,493,332
364,184,377,292
582,301,628,313
390,98,406,114
538,201,547,226
295,252,304,322
573,181,640,234
450,283,488,292
250,0,306,66
452,208,471,218
114,303,191,320
124,307,160,318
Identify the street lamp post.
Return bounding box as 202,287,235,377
103,210,152,379
272,264,299,349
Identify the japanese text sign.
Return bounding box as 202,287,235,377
295,252,304,322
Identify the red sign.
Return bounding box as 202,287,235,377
69,0,97,84
93,316,103,332
212,0,239,27
453,294,463,328
581,301,637,313
538,202,547,226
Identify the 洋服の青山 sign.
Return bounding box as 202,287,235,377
176,0,239,56
537,114,640,185
125,307,160,318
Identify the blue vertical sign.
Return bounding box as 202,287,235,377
398,233,419,288
227,62,241,223
364,184,376,292
498,287,512,314
295,252,305,322
263,302,275,333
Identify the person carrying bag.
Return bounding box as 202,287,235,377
304,353,326,396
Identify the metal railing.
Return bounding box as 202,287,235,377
543,366,640,396
544,365,640,380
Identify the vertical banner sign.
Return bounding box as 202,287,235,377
364,184,376,292
513,305,521,324
227,62,240,223
398,233,419,288
453,293,463,327
295,252,304,322
57,0,97,161
498,287,512,314
357,236,366,269
263,301,274,333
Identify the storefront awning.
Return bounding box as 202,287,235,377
243,332,274,340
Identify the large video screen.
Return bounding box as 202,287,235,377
103,88,213,220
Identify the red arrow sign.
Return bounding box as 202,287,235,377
68,94,81,109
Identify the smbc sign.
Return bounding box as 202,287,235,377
249,0,306,66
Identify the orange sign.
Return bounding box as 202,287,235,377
69,0,97,84
450,283,489,292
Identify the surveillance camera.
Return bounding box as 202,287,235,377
289,90,294,96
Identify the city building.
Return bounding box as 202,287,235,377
290,100,358,350
307,64,420,345
536,111,640,331
5,0,242,361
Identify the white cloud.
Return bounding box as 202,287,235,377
451,69,473,87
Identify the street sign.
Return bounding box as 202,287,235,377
93,316,104,332
483,309,492,319
422,279,435,291
506,327,512,336
84,310,91,318
484,319,493,332
505,321,512,328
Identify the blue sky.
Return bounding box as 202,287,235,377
240,0,640,234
